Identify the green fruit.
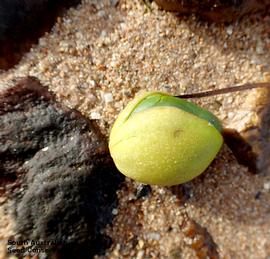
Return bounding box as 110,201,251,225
109,92,223,186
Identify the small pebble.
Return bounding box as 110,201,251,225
89,80,97,88
263,182,270,190
146,232,161,241
102,92,113,104
226,25,233,35
256,41,264,54
90,111,101,120
138,239,144,249
97,10,106,18
136,250,144,259
112,208,118,215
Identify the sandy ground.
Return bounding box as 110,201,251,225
0,0,270,258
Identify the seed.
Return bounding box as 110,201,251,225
109,92,223,186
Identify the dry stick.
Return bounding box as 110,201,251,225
176,82,270,99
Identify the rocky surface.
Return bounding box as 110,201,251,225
0,77,124,258
154,0,270,22
0,0,81,69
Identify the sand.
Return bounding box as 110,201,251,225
0,0,270,258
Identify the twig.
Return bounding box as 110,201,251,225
176,82,270,99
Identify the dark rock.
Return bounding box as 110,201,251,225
170,183,192,204
135,184,152,200
0,0,81,69
154,0,270,22
0,77,95,189
0,77,124,258
254,191,261,200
